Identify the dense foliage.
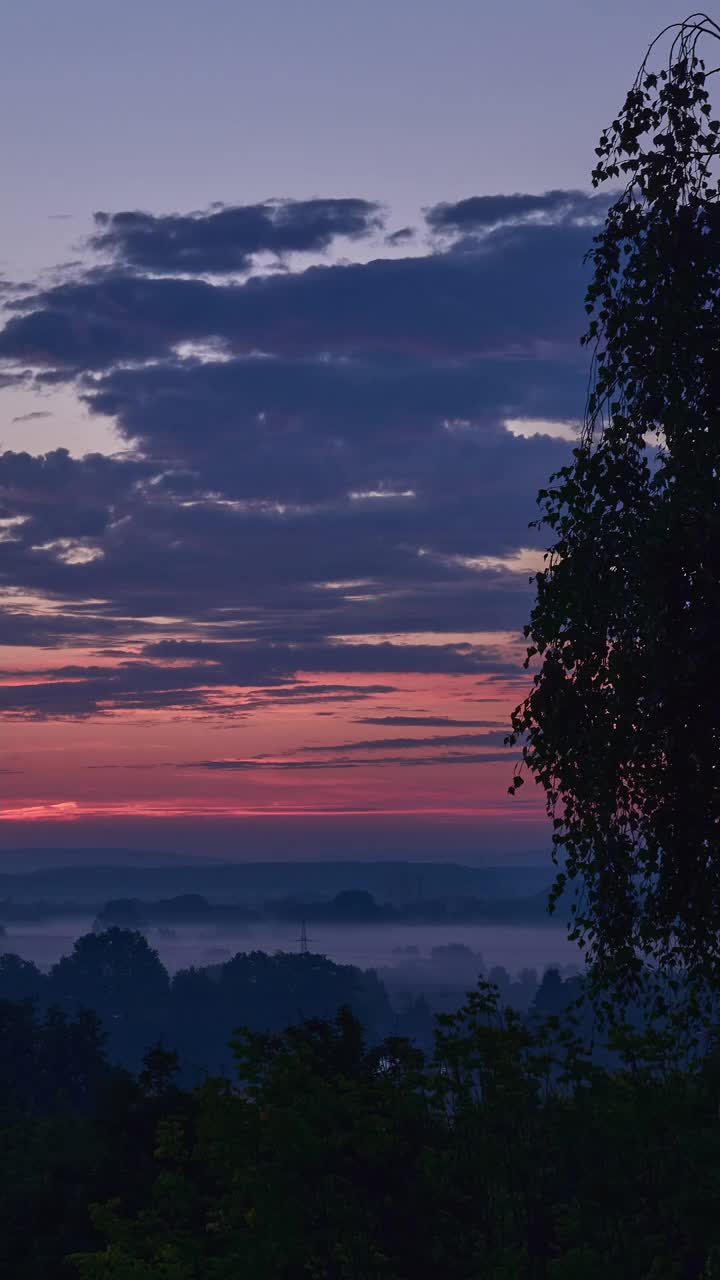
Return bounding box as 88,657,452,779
509,15,720,1000
1,981,720,1277
0,929,396,1077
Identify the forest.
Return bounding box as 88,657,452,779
1,962,718,1278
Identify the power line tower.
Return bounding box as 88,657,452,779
298,919,310,955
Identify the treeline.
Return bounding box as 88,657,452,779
1,979,719,1277
0,928,583,1076
0,885,564,928
0,929,403,1077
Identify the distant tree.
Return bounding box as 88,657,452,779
0,952,47,1004
50,929,170,1071
509,14,720,1003
322,889,384,921
488,964,511,995
430,943,483,968
217,950,393,1043
93,898,146,931
164,949,396,1082
395,993,434,1053
531,967,568,1020
153,893,211,922
50,929,168,1017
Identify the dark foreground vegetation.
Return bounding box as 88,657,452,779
2,972,720,1278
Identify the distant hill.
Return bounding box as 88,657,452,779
0,856,552,906
0,847,208,872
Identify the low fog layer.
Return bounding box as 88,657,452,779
1,917,578,978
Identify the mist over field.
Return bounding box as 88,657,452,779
1,916,578,979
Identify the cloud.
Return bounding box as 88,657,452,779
175,750,515,771
11,411,52,423
0,640,507,720
73,683,398,723
303,730,506,752
426,188,609,236
138,639,514,677
354,715,501,727
0,427,565,644
385,226,415,246
0,220,591,373
0,189,598,727
84,353,582,477
241,683,398,707
90,198,385,274
0,447,151,541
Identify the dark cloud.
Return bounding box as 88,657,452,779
11,411,52,423
242,683,397,706
0,447,151,541
354,715,501,727
175,750,514,771
0,434,550,681
84,353,581,490
0,430,559,644
0,557,530,654
136,639,509,676
0,189,596,724
303,730,506,752
426,188,609,235
385,226,415,246
0,640,506,720
0,221,590,372
91,198,384,274
0,606,155,651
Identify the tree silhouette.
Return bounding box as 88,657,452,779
509,14,720,1004
50,929,170,1070
0,953,47,1004
50,929,169,1017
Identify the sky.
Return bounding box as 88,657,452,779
0,1,686,859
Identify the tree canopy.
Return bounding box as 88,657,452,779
509,14,720,1002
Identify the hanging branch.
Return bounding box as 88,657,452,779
508,14,720,1008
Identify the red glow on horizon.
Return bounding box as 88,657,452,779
0,798,544,822
0,659,539,841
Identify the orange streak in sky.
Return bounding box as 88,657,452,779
0,799,544,822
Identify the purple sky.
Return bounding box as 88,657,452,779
0,3,685,860
2,2,683,281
